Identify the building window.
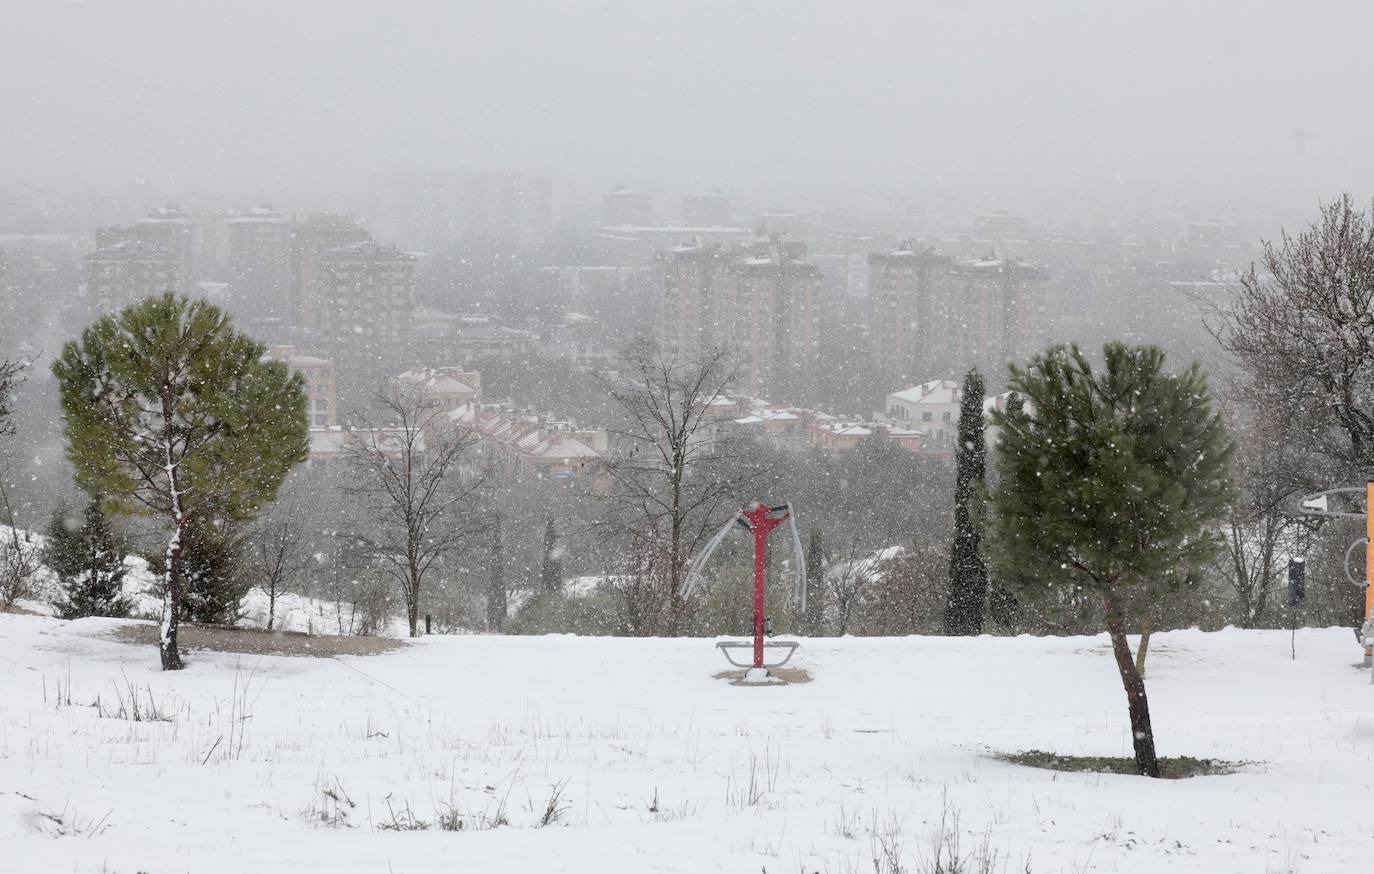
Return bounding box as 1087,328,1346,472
942,412,952,422
921,411,933,422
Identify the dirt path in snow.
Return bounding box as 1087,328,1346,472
103,621,407,658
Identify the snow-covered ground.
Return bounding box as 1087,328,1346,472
2,614,1372,873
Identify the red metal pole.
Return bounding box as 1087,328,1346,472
740,503,787,671
753,521,767,669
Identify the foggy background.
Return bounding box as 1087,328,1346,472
3,0,1372,212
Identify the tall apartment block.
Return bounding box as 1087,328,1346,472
319,242,416,352
228,206,291,326
657,232,821,401
868,240,1047,385
95,206,198,294
82,239,181,315
289,214,371,335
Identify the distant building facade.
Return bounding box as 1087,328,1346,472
410,310,536,364
603,187,655,226
883,379,962,449
264,345,338,427
868,240,1048,384
320,242,416,352
82,240,181,315
290,214,371,335
450,402,608,488
656,232,822,401
393,366,482,411
228,206,291,326
95,206,198,294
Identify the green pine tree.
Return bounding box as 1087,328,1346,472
148,519,250,625
945,369,989,636
986,343,1236,777
52,294,308,669
46,497,132,620
985,392,1022,633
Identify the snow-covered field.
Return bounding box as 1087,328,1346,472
2,615,1372,873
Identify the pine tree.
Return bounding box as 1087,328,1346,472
46,497,131,620
487,513,507,631
540,517,562,594
944,369,988,636
171,521,249,625
987,343,1236,777
985,392,1022,633
52,294,308,669
804,527,826,634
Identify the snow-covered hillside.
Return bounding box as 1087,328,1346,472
4,523,406,637
2,614,1370,873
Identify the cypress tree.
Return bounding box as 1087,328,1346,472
539,517,562,594
46,497,131,620
487,513,506,631
944,369,988,635
986,343,1236,777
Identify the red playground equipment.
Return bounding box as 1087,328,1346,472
680,501,807,682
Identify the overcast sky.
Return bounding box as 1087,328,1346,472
3,0,1371,211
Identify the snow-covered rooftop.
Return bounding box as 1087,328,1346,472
890,379,961,405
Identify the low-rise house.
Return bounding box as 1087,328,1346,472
306,425,425,468
809,421,926,453
883,379,962,448
725,397,927,454
393,366,482,411
411,309,536,362
450,402,608,488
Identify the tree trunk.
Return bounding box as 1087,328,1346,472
668,456,685,636
1107,613,1159,777
267,582,276,632
159,385,186,671
1134,620,1152,676
408,575,421,637
804,529,825,635
160,522,184,671
486,515,505,633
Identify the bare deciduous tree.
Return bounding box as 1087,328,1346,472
826,537,876,637
1211,195,1374,483
1213,407,1308,629
0,356,21,441
0,478,41,610
345,386,483,637
599,341,746,634
0,359,36,610
486,512,506,632
609,543,678,637
245,499,312,631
